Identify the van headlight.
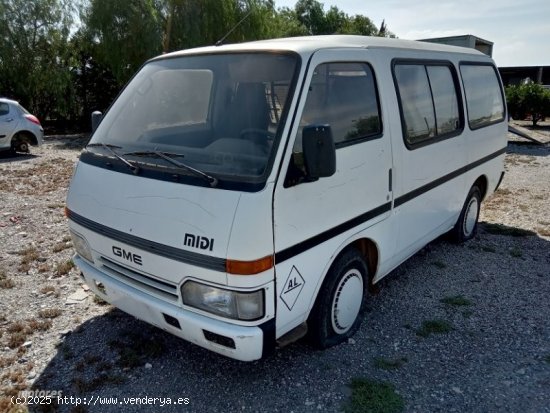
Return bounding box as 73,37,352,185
69,230,94,263
182,281,264,321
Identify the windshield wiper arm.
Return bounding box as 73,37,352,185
125,150,218,187
87,143,139,175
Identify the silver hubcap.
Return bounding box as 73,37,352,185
331,269,363,334
463,197,479,236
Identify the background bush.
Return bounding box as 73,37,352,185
0,0,393,133
506,82,550,126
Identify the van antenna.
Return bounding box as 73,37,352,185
215,9,253,46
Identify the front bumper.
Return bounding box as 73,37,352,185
74,256,272,361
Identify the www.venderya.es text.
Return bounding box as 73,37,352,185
12,394,190,407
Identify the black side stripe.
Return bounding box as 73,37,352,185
69,148,506,270
275,147,506,264
67,210,226,272
275,202,392,264
394,147,506,207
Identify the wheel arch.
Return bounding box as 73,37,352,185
304,236,378,347
472,175,488,201
349,237,379,292
13,131,38,146
307,236,380,318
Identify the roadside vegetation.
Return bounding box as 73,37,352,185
416,320,454,338
345,378,404,413
0,0,393,133
506,82,550,127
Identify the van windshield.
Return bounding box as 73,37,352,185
89,52,299,188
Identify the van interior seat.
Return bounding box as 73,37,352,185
225,83,270,144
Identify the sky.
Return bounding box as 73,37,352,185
275,0,550,67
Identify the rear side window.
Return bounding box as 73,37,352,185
460,64,505,129
0,102,9,116
394,62,462,148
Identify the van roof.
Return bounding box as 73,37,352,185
158,35,486,60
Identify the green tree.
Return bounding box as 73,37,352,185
506,81,550,126
69,29,120,122
295,0,325,34
271,6,308,37
84,0,163,85
162,0,277,51
0,0,75,119
337,14,378,36
278,0,390,37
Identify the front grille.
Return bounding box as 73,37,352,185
99,256,179,302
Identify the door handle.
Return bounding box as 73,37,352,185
4,118,14,122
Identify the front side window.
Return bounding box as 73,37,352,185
88,52,299,190
294,62,381,151
285,62,381,187
394,62,462,148
460,64,505,129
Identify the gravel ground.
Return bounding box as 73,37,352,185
0,130,549,413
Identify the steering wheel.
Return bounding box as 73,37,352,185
239,128,275,141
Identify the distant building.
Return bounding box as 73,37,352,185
499,66,550,88
418,35,549,88
418,34,493,57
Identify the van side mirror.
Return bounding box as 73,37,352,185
302,125,336,179
91,111,103,133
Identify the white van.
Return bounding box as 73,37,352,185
66,36,507,361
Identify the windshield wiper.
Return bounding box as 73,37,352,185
125,150,218,187
87,143,140,175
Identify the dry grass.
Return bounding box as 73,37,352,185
0,158,74,195
28,319,53,331
19,247,39,263
0,355,16,368
18,247,40,272
536,227,550,237
7,321,26,333
5,369,25,384
39,285,56,294
38,263,50,273
38,308,62,319
0,393,30,413
53,241,72,253
7,332,27,349
0,270,15,289
483,188,512,211
55,260,74,276
5,318,53,348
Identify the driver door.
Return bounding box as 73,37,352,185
272,49,394,336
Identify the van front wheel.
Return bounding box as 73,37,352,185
452,185,481,243
307,249,368,349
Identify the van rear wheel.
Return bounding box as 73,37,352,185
451,185,481,243
307,248,368,349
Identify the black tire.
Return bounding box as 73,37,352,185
307,248,369,349
451,185,481,243
12,132,34,153
18,141,29,153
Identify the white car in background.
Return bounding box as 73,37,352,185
0,98,44,154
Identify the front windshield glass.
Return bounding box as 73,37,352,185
90,52,299,184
